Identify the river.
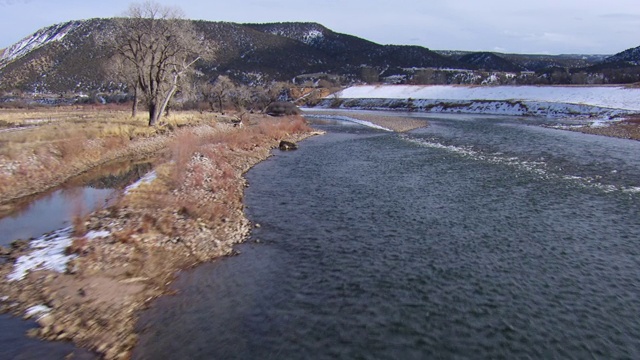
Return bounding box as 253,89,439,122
132,112,636,359
134,114,640,359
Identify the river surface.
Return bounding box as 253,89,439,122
134,112,640,359
0,161,152,247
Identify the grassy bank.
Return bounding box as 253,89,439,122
0,107,318,359
0,107,229,206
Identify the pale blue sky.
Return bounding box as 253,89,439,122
1,0,639,55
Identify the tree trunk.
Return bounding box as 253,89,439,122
131,86,138,118
148,103,158,127
156,79,179,125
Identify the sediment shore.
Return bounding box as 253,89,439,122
563,117,640,141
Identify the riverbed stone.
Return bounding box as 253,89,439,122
279,140,298,151
37,313,55,328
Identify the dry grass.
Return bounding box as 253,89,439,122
0,107,224,203
123,115,311,229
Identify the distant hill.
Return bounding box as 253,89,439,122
456,52,524,72
435,50,608,71
0,19,466,93
602,45,640,66
0,18,638,94
246,23,462,69
578,46,640,83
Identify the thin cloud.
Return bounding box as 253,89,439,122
599,13,640,20
0,0,33,5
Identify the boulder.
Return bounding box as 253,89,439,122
279,141,298,151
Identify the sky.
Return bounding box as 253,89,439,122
1,0,639,55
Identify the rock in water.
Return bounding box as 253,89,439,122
279,141,298,151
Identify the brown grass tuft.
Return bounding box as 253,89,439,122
66,237,88,255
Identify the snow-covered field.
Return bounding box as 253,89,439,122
338,85,640,111
322,85,640,118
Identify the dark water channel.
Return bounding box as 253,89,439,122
0,160,152,360
135,113,640,359
0,161,152,247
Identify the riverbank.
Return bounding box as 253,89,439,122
552,116,640,141
0,112,320,359
0,108,224,207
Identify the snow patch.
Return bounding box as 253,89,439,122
25,304,52,319
303,29,324,44
8,227,76,282
85,230,110,240
334,85,640,112
0,21,80,67
305,114,392,131
8,227,113,282
124,170,157,194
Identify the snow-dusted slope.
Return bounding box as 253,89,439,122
0,21,81,68
317,85,640,118
337,85,640,111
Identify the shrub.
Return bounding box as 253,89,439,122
265,102,301,116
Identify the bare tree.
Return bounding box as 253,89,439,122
228,85,251,112
111,1,207,126
255,81,288,112
210,75,235,114
106,56,139,117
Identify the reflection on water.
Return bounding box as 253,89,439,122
0,161,152,247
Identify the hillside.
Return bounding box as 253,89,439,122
435,50,608,71
0,18,639,95
0,19,465,93
456,52,524,72
603,45,640,66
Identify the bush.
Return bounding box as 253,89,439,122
265,102,301,116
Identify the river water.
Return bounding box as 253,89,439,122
0,161,152,247
135,113,640,359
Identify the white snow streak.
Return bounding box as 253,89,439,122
124,170,157,194
25,304,52,319
0,21,80,66
304,114,392,131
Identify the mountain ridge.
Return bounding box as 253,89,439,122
0,18,638,95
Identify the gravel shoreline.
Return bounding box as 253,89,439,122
563,118,640,141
